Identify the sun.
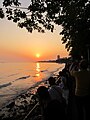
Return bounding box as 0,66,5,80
36,53,40,58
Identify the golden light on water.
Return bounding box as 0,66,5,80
36,63,40,72
36,73,40,77
35,62,41,81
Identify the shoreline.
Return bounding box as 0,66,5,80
0,64,63,109
0,65,64,120
0,79,48,120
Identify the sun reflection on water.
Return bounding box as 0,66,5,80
36,73,40,77
35,62,41,81
36,62,40,72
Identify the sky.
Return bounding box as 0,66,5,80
0,0,69,62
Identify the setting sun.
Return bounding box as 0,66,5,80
36,53,40,58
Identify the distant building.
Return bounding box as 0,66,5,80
56,55,61,63
57,55,60,60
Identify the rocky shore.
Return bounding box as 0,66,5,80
0,80,48,120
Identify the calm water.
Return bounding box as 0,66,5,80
0,62,65,108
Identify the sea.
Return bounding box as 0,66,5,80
0,62,65,108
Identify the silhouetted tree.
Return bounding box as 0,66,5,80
0,0,90,59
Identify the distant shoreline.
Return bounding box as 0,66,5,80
37,57,70,63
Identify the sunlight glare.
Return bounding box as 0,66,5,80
36,63,40,72
36,53,40,58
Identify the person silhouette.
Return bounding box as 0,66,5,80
70,59,90,120
37,85,66,120
48,77,66,106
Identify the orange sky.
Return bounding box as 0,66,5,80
0,1,69,62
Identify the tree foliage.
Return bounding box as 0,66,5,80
0,0,90,59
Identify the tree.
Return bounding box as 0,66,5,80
0,0,90,60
